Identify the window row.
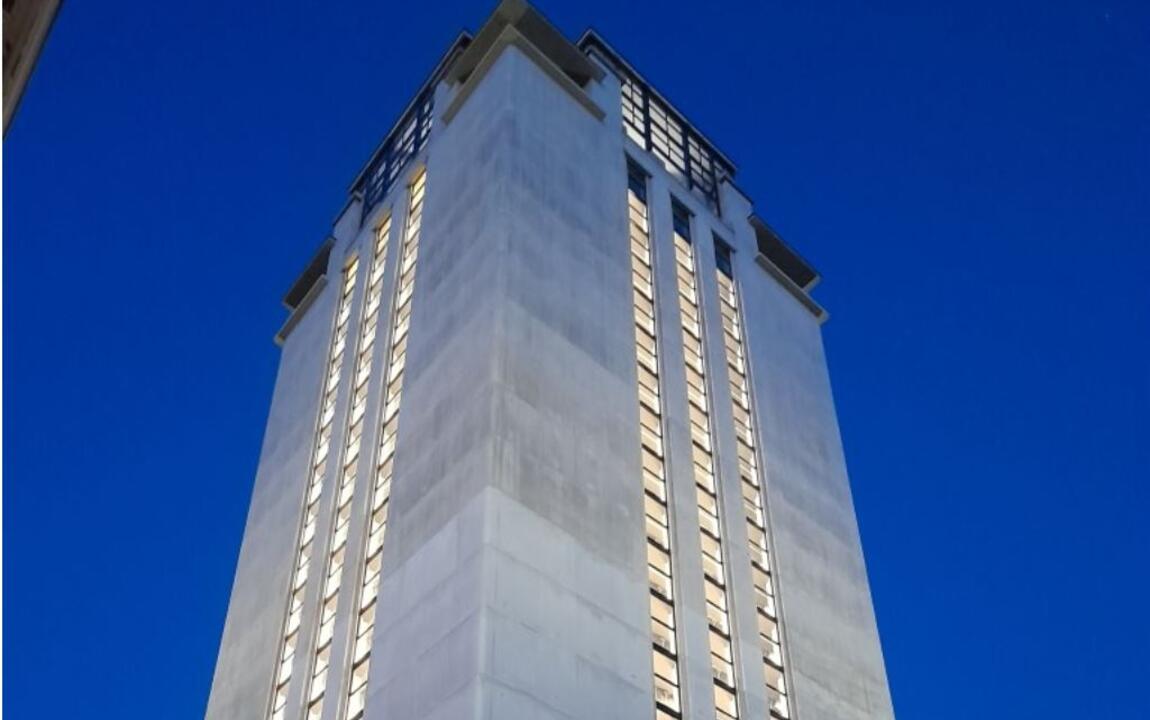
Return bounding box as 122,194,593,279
671,201,739,720
629,163,795,719
344,167,427,720
303,214,394,720
628,161,686,720
620,77,726,212
715,249,792,720
361,89,434,222
269,256,361,720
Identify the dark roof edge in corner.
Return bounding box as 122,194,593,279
276,274,329,347
283,237,335,311
749,215,827,322
749,215,820,291
347,31,473,193
577,28,738,178
445,0,604,89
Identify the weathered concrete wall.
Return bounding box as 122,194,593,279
718,182,895,720
365,44,651,720
479,45,651,720
622,147,732,720
622,136,893,720
206,207,364,720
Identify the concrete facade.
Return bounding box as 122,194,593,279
206,3,893,720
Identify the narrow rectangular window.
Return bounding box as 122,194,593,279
714,234,792,719
267,255,361,720
626,159,685,719
342,167,428,720
670,205,740,720
300,214,393,720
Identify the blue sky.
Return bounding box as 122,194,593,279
4,1,1148,717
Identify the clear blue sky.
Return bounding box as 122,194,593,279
5,1,1148,717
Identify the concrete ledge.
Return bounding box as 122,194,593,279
275,275,328,346
750,215,819,291
282,237,334,310
755,253,829,323
448,0,604,87
443,25,604,125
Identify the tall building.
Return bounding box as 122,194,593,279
206,3,894,720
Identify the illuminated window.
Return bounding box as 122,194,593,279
267,255,361,720
626,159,685,719
342,167,428,720
714,236,792,719
619,77,727,212
301,215,394,720
360,90,434,222
669,200,739,720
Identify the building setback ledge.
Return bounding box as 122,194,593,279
275,275,328,347
276,237,334,346
749,216,827,322
750,216,819,291
282,237,334,311
442,0,605,125
755,252,828,323
447,0,604,88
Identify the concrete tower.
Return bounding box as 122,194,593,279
206,3,894,720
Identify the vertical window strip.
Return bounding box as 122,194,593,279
627,161,684,720
268,257,360,720
671,202,739,720
301,216,393,720
342,167,427,720
714,241,791,720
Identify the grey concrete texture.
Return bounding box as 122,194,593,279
206,241,357,720
368,45,652,720
717,182,895,719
